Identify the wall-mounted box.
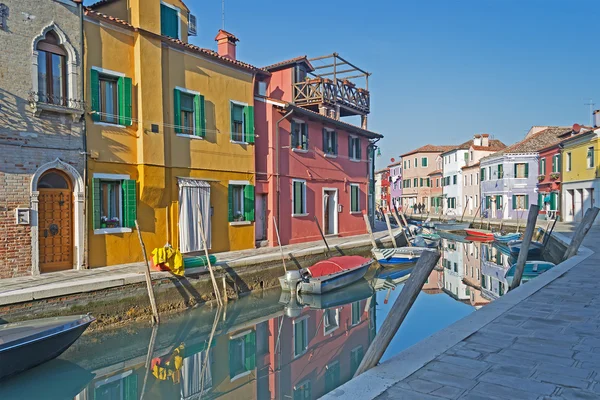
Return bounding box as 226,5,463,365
16,208,30,225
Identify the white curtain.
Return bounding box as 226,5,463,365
181,351,212,399
178,178,211,253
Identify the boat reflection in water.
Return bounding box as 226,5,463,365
0,234,552,400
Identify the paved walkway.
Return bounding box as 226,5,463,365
324,225,600,400
0,221,394,306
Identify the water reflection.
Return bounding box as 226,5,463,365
0,236,538,400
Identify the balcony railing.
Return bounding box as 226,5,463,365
29,91,85,120
293,78,370,115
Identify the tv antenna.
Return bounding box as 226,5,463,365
222,0,225,29
585,98,595,126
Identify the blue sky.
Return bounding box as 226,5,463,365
90,0,600,169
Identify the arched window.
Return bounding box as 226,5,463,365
36,31,67,106
38,170,69,189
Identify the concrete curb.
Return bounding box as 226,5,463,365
321,244,593,400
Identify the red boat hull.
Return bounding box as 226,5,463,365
307,256,372,278
464,229,494,240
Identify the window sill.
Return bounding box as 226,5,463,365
230,221,252,226
292,148,309,153
230,140,249,145
33,102,84,121
230,370,252,382
94,121,127,129
350,211,362,215
94,227,132,235
324,327,339,335
349,158,361,163
294,350,308,359
177,134,204,140
324,153,338,158
292,213,309,218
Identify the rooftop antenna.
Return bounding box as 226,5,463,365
585,98,595,126
222,0,225,29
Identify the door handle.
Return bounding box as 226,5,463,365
43,229,48,238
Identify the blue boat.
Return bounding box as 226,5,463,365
507,240,544,257
505,261,556,286
371,247,429,265
493,232,521,243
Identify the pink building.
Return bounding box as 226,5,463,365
254,56,382,246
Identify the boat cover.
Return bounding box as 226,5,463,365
307,256,371,278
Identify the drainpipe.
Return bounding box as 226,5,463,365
79,2,88,269
275,108,294,245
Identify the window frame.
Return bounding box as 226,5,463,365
567,152,572,172
292,179,307,217
349,136,360,161
587,146,595,169
93,173,132,235
98,75,119,124
323,128,338,156
293,316,309,358
160,1,181,39
91,66,127,127
515,163,528,178
230,100,247,143
552,154,560,173
351,301,361,326
350,183,361,213
323,308,340,335
421,157,428,167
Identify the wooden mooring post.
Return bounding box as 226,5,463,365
563,207,600,261
363,213,378,248
273,216,288,273
384,213,398,248
354,250,440,377
392,210,412,247
134,220,160,325
313,215,331,257
197,207,223,307
509,205,539,291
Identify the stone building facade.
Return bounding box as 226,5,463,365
0,0,85,278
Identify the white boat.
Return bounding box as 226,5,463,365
371,246,430,265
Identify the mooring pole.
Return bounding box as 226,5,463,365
563,207,600,261
392,210,412,247
384,213,397,248
363,213,378,248
509,205,539,291
134,220,160,325
313,215,331,257
354,250,440,377
197,207,223,307
273,216,288,272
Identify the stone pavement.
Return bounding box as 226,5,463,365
0,220,395,306
324,225,600,400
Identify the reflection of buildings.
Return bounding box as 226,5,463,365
461,242,490,308
268,297,375,399
440,239,470,302
480,243,511,300
67,289,374,400
423,267,444,295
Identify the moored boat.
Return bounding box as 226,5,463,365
371,246,429,265
411,233,441,248
505,261,556,286
465,228,495,240
434,221,470,231
493,232,521,243
278,256,373,294
0,315,95,381
507,240,544,257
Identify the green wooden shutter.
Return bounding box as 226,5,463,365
322,128,327,153
160,4,167,36
524,163,529,178
123,373,138,400
244,331,256,370
538,193,543,207
348,137,353,158
525,195,529,209
512,195,517,210
173,88,181,133
122,179,137,228
228,185,234,222
244,185,255,221
557,155,561,172
480,168,485,181
118,77,132,126
357,138,362,159
334,132,338,154
514,163,517,178
291,121,298,148
90,69,100,122
302,123,308,149
420,178,423,187
293,182,303,214
496,195,502,210
92,178,101,229
244,105,255,143
195,94,206,137
551,192,557,210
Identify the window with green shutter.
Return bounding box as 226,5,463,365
293,180,306,215
351,301,361,325
160,3,179,39
496,195,502,210
228,183,254,222
293,318,308,357
228,330,255,378
350,184,360,212
231,102,245,142
174,89,206,137
244,105,254,144
92,177,136,231
552,154,560,173
513,194,528,210
90,68,133,126
292,121,308,150
323,130,338,155
540,158,546,175
325,362,340,393
481,168,485,181
421,157,428,167
350,346,364,375
95,373,138,400
498,164,503,178
413,178,418,187
294,381,311,400
550,192,558,210
515,163,528,178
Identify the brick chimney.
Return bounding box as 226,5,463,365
215,29,239,60
481,134,489,147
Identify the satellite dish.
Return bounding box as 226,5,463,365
573,123,581,133
390,158,395,163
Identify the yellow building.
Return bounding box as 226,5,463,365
561,127,600,223
84,0,261,267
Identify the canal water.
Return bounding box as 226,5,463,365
0,237,538,400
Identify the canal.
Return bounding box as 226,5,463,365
0,237,541,400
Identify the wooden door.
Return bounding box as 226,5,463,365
324,194,331,235
38,172,72,273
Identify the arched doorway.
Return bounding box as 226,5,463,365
38,169,73,273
